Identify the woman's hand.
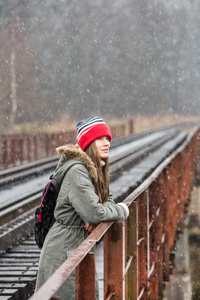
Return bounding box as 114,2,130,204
84,224,97,233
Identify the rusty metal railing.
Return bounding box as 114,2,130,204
0,119,134,170
29,125,200,300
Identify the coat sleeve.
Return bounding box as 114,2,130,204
67,165,129,224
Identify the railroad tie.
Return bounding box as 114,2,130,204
0,236,40,300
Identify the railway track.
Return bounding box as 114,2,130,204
0,125,191,299
0,128,181,229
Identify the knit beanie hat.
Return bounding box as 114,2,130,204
76,116,112,151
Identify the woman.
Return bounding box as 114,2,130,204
35,116,129,299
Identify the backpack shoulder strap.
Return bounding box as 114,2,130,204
51,178,60,193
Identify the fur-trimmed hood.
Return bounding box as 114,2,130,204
55,144,97,183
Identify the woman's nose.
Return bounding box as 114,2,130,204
104,138,110,146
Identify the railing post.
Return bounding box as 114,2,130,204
11,138,15,166
137,191,148,299
68,130,77,144
50,133,56,156
148,177,164,299
19,138,24,163
174,154,185,233
164,165,176,249
126,202,137,300
161,169,171,282
104,222,124,299
128,119,134,135
2,138,8,168
45,133,50,157
33,135,38,160
168,161,179,241
121,125,125,137
76,252,95,299
27,136,32,162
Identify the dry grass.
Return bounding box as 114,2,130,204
133,114,200,133
9,114,200,135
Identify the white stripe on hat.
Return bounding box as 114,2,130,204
76,117,105,139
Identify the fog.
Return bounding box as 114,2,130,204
0,0,200,129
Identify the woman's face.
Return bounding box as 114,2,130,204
95,136,110,158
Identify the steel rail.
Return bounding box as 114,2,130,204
0,156,58,181
109,128,179,175
123,124,200,207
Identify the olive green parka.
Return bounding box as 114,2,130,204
35,144,129,299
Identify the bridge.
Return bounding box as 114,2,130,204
0,122,199,300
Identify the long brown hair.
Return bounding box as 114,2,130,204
85,141,110,203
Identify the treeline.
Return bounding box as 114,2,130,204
0,0,200,130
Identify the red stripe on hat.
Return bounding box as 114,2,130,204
78,123,112,151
